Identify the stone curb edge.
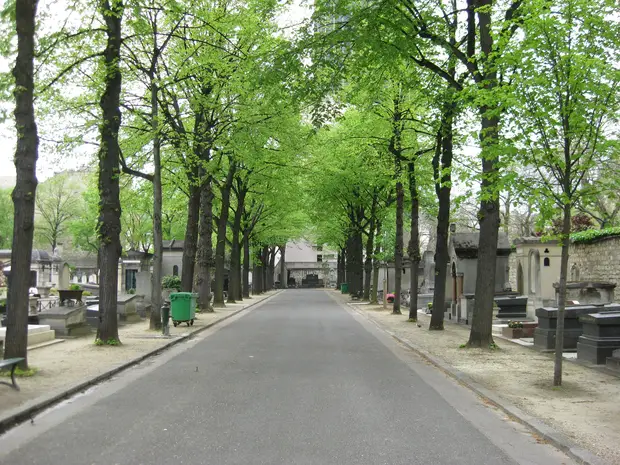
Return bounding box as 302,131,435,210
0,291,281,435
343,301,609,465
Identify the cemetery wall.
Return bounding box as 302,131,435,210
569,236,620,300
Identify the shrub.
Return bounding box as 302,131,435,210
508,321,524,329
69,283,82,291
162,275,182,291
49,287,58,295
128,288,136,295
82,291,92,297
571,227,620,244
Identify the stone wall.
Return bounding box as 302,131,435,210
569,236,620,301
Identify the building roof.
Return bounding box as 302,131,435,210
163,239,184,251
450,233,511,259
0,249,55,262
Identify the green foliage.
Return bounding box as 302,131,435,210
571,227,620,244
0,366,38,377
162,275,181,290
94,338,121,346
127,288,136,295
0,188,13,248
82,291,92,296
69,283,81,291
508,321,524,329
49,287,58,296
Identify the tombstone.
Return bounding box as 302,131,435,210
534,304,620,351
117,294,142,323
606,348,620,373
555,281,615,306
494,295,528,320
136,271,152,303
38,304,91,337
577,310,620,364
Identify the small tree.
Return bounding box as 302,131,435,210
35,173,80,251
508,0,619,385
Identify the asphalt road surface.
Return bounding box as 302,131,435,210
0,290,577,465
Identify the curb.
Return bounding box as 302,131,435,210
344,302,609,465
0,291,281,435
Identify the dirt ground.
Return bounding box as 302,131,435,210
346,298,620,465
0,293,276,418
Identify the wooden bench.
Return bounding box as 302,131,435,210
0,357,25,391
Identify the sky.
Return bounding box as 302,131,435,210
0,0,312,186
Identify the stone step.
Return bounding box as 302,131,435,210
27,329,56,346
606,357,620,374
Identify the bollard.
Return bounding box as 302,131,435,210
161,300,170,336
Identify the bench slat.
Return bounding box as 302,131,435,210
0,357,25,367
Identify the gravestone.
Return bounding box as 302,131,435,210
117,294,142,323
606,348,620,374
38,304,91,337
577,311,620,364
494,295,528,320
534,304,620,351
554,281,615,306
135,271,152,303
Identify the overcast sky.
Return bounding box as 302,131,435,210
0,0,312,185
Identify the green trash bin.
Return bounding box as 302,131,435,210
341,283,349,294
169,292,196,327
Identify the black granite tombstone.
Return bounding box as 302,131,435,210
577,311,620,364
534,304,620,351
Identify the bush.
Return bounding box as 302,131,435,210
69,283,82,291
571,227,620,244
162,275,182,291
49,287,58,296
128,288,136,294
82,291,92,297
508,321,524,329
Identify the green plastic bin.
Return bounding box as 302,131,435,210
169,292,197,327
340,283,349,294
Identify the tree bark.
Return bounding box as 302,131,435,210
228,188,245,303
554,202,571,386
279,244,286,289
181,178,200,292
430,92,455,331
408,160,420,321
393,177,404,315
96,0,124,344
243,231,251,298
195,178,214,312
467,0,502,348
370,222,381,304
363,199,377,301
149,68,163,330
4,0,39,368
214,163,235,307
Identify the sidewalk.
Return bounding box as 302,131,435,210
339,293,619,465
0,291,279,426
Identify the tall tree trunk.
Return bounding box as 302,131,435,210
228,189,244,303
195,178,214,312
430,93,455,331
214,163,235,307
363,200,377,301
149,69,163,330
370,222,381,304
279,244,286,289
393,177,404,315
262,246,270,290
467,0,501,348
96,0,124,344
336,250,344,289
554,202,571,386
4,0,39,368
243,232,251,298
181,178,200,292
408,160,420,321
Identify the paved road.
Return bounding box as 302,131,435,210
0,290,575,465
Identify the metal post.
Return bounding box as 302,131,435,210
161,300,170,336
